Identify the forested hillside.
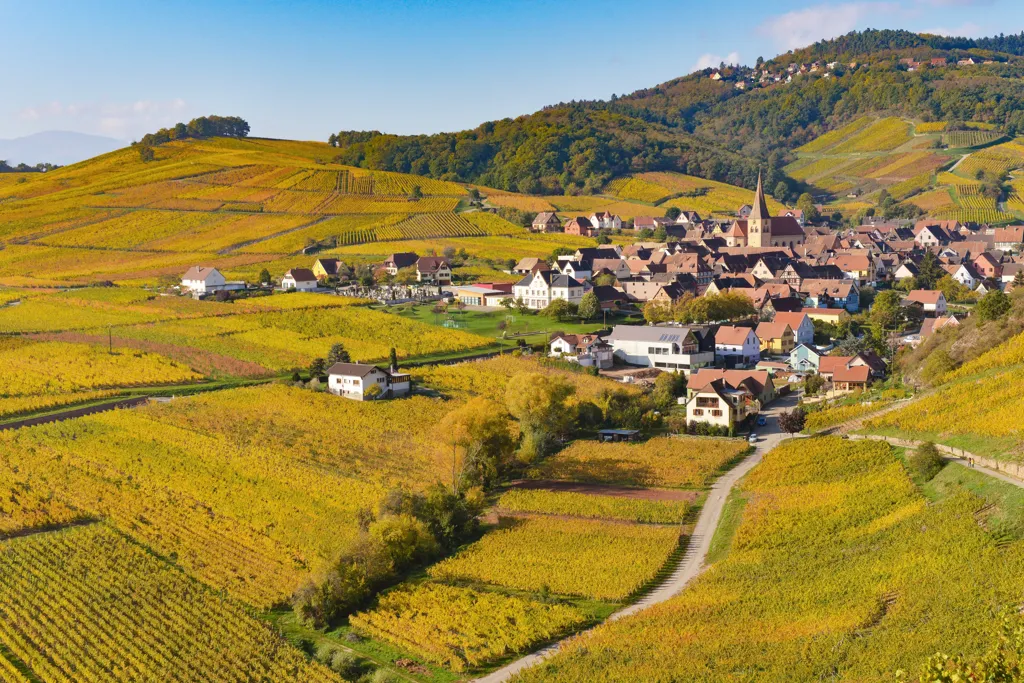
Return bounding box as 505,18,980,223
328,30,1024,196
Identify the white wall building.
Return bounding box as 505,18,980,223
512,271,584,310
180,266,244,295
605,325,715,374
327,363,410,401
713,326,761,368
281,268,319,292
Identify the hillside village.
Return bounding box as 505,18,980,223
175,174,1022,436
9,19,1024,683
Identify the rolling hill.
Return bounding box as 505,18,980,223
0,135,788,290
327,29,1024,205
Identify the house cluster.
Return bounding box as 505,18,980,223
847,220,1023,295
712,53,992,92
531,211,623,236
513,175,853,315
379,252,452,285
899,56,992,71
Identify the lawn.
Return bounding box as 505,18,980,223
390,304,638,342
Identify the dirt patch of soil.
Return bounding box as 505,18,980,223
505,479,699,502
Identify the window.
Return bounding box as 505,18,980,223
693,409,704,416
697,397,718,408
711,410,723,417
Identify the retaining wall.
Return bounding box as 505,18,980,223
847,434,1024,483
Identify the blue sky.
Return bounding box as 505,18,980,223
0,0,1019,142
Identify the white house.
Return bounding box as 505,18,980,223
713,325,760,368
559,261,592,282
281,268,318,292
772,312,815,347
180,266,244,295
416,257,452,285
945,263,977,290
512,271,584,310
905,289,948,316
605,325,715,374
327,363,410,401
549,333,613,369
589,212,622,230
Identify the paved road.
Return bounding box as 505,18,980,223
473,393,802,683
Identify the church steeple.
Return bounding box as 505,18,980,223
747,170,772,248
750,170,770,221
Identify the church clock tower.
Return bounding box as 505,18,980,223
747,171,772,248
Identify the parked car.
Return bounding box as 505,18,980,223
757,415,767,426
748,433,758,444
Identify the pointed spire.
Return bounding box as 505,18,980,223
750,170,770,221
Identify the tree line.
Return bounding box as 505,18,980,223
136,116,250,147
0,160,59,173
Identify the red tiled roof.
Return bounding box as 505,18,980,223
907,289,942,305
715,325,755,346
833,365,870,383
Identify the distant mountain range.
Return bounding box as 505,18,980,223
0,131,125,166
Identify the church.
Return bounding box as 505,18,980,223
723,173,807,249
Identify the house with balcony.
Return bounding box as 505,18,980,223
327,363,410,401
416,257,452,285
687,368,775,405
684,378,760,432
605,324,715,374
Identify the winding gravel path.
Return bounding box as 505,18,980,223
473,394,801,683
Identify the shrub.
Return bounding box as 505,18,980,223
908,441,946,481
329,651,364,679
370,669,403,683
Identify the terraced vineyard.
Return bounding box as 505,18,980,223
605,171,785,216
0,524,338,682
0,136,616,288
943,130,1003,148
515,437,1024,681
785,118,947,202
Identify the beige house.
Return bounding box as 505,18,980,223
685,378,760,431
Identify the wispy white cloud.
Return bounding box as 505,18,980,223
756,3,899,52
16,99,188,140
920,21,983,36
757,0,995,52
693,51,741,71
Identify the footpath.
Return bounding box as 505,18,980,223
472,394,800,683
474,394,1024,682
